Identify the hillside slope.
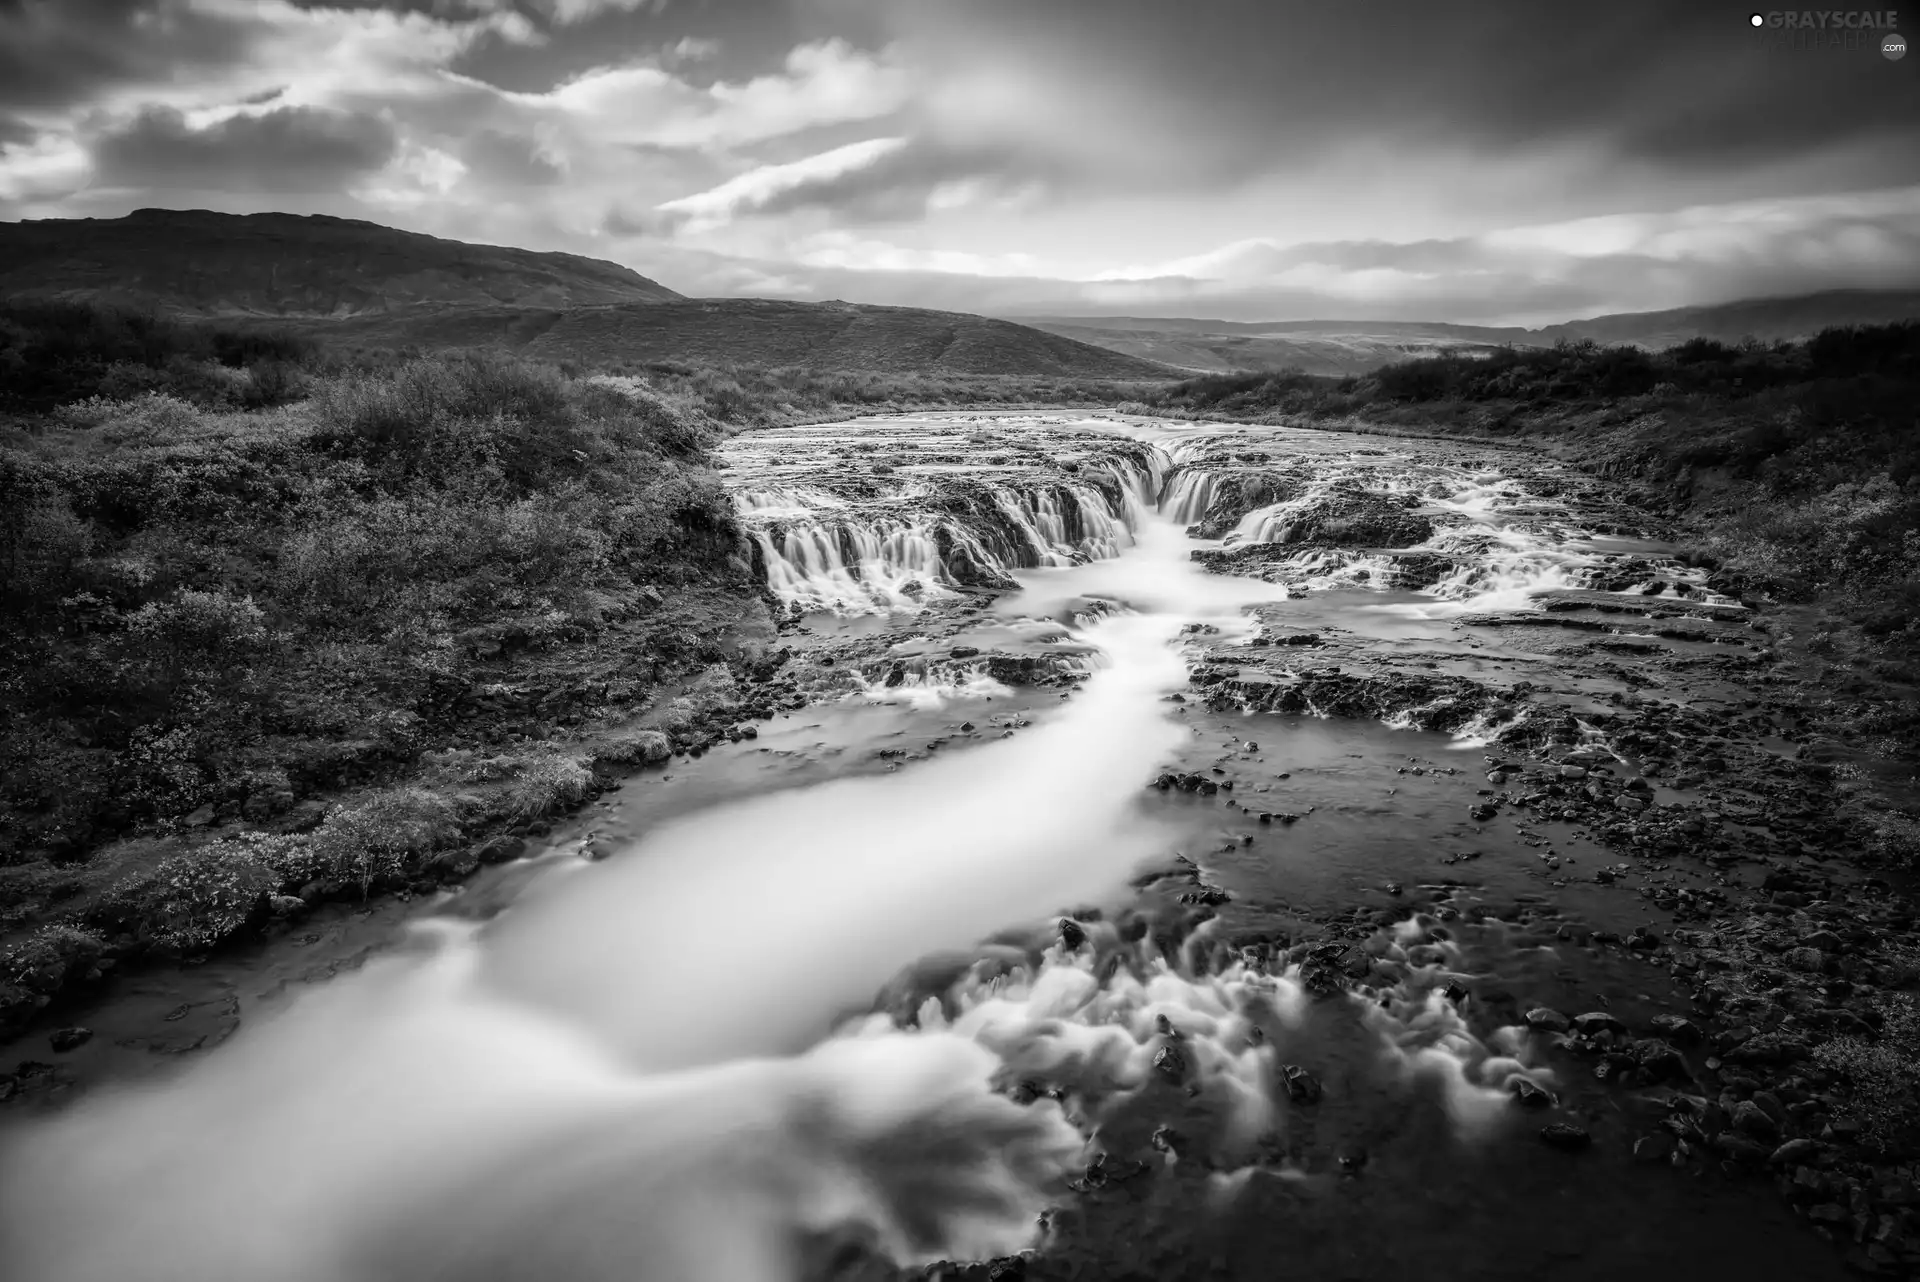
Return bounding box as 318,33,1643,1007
1022,320,1513,375
290,298,1177,378
1026,290,1920,374
0,208,682,316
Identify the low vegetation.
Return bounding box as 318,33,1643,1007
0,302,776,1031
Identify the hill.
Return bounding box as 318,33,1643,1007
1019,318,1518,375
0,208,683,317
1023,290,1920,374
0,210,1168,378
279,297,1177,378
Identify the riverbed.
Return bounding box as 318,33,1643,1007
0,411,1881,1282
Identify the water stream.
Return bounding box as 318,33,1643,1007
0,413,1843,1282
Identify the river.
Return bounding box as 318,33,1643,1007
0,412,1851,1281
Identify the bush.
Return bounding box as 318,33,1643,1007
1813,994,1920,1156
96,843,280,951
289,787,460,893
498,748,595,819
595,728,672,767
0,924,108,1029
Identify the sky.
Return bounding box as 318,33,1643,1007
1,0,1917,324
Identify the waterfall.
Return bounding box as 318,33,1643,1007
735,448,1168,616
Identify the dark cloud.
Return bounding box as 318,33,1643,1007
0,0,258,111
91,105,399,192
826,0,1920,190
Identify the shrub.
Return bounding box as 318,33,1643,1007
499,748,595,819
291,787,460,893
96,843,280,951
0,924,108,1029
0,492,91,599
595,728,672,767
1813,993,1920,1156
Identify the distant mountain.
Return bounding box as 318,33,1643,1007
1021,290,1920,375
0,208,682,317
0,209,1169,378
1526,290,1920,349
288,297,1176,378
1018,318,1520,376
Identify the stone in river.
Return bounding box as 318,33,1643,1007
1511,1077,1555,1108
1282,1064,1323,1103
1572,1011,1626,1037
48,1027,93,1053
1540,1123,1593,1150
1524,1007,1572,1034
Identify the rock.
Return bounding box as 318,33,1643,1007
1281,1064,1322,1104
1153,1044,1188,1082
1714,1134,1773,1164
48,1027,92,1053
1572,1011,1626,1037
1732,1099,1780,1140
1150,1125,1189,1156
1074,1152,1149,1191
1649,1014,1701,1044
1615,795,1649,813
986,1257,1027,1281
1510,1077,1555,1108
1559,765,1589,780
959,721,976,732
1540,1123,1593,1150
475,835,528,866
1629,1039,1687,1081
949,646,981,659
1058,918,1087,950
1770,1138,1824,1166
1525,1008,1571,1034
1469,803,1499,822
1786,947,1825,973
183,805,215,827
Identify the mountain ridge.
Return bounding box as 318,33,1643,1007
0,208,684,318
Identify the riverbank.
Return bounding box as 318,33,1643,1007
0,303,1162,1041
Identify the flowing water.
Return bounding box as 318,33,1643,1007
0,413,1844,1281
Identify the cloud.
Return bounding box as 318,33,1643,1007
656,136,908,230
91,104,398,192
526,38,908,149
529,0,671,24
615,183,1920,326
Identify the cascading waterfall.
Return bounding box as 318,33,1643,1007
1161,468,1219,525
737,450,1169,615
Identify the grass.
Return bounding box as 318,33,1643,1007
0,303,783,1030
